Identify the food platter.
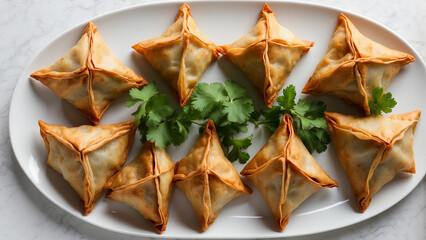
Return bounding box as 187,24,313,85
9,0,426,238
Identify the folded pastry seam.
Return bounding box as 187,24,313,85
241,114,337,231
174,119,251,231
302,13,414,115
219,3,314,108
31,22,147,124
132,3,220,107
104,141,175,233
39,120,136,215
325,110,420,212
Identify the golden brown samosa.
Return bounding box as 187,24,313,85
325,110,420,212
132,4,220,106
31,22,147,124
303,13,414,115
219,4,314,108
105,142,174,233
174,120,252,231
38,120,136,215
241,114,338,231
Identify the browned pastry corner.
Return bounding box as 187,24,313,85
39,120,136,215
219,3,314,108
105,142,174,233
325,110,420,212
132,3,220,107
31,22,147,124
174,120,251,231
303,13,414,115
241,114,337,231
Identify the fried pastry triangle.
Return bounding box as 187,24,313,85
132,4,219,106
325,110,420,212
105,142,174,233
31,22,147,124
241,114,338,231
39,120,136,215
219,4,314,107
174,120,251,231
303,13,415,115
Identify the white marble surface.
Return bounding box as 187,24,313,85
1,0,425,239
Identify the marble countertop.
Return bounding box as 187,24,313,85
1,0,424,239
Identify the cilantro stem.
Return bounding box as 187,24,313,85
248,117,260,127
250,118,277,127
289,109,301,119
191,121,206,127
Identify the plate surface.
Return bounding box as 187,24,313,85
9,0,426,238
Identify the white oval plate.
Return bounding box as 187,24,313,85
9,0,426,238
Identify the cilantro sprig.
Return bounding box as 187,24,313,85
128,83,331,162
369,87,397,116
127,81,254,164
126,83,190,148
251,85,330,154
189,80,254,163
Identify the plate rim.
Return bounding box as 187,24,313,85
9,0,426,239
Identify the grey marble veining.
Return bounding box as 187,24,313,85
0,0,424,240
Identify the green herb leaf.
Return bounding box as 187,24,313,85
258,85,331,154
128,80,256,164
191,82,227,117
305,101,327,118
223,96,254,123
261,105,283,121
277,84,296,109
224,80,246,100
217,122,249,137
146,121,171,148
250,111,261,122
297,127,330,153
224,135,253,163
189,81,255,163
297,128,316,153
369,87,397,116
126,83,158,107
132,102,146,126
297,114,327,130
127,83,189,148
145,95,174,125
171,120,189,146
293,99,310,116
